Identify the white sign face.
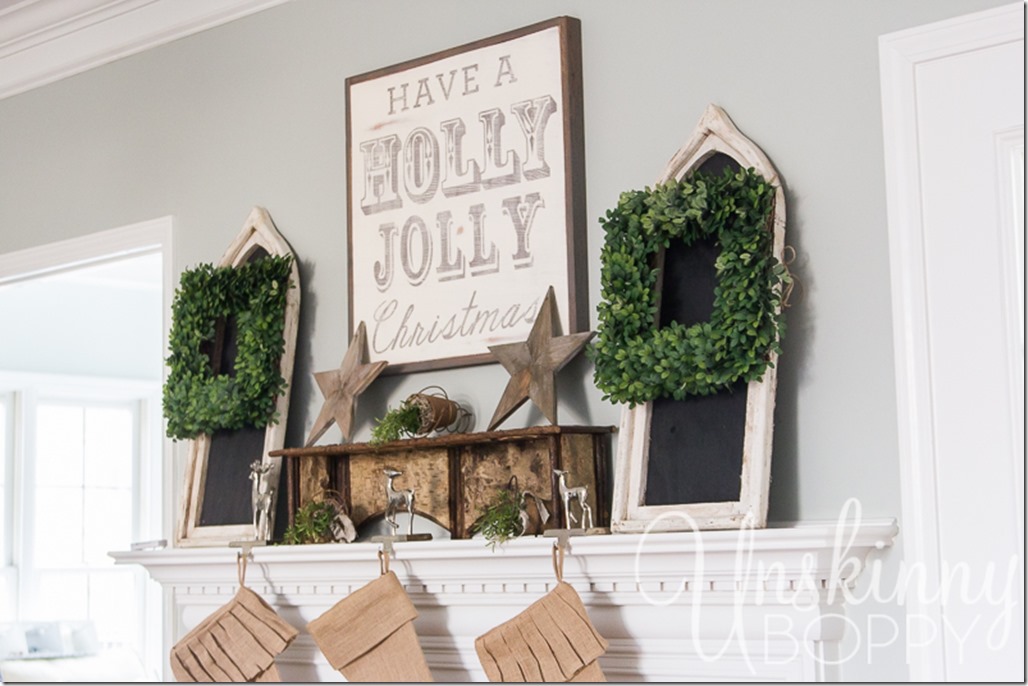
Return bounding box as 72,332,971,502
347,18,585,372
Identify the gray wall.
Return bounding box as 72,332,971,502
0,0,1009,679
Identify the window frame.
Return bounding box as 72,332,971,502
0,391,16,616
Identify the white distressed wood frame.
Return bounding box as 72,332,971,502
176,206,301,547
878,4,1024,680
611,104,787,533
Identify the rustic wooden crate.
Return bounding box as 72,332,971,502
270,425,614,539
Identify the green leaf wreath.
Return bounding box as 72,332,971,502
589,167,789,406
163,254,293,440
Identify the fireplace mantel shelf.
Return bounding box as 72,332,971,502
114,519,898,682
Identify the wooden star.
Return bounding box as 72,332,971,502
305,321,388,445
487,286,595,430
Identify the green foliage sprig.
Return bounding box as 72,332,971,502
163,255,293,440
369,401,422,446
470,483,523,550
590,167,789,406
282,499,337,545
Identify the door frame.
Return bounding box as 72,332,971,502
0,220,175,532
0,216,174,676
879,3,1023,680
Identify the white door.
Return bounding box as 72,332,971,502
881,3,1024,681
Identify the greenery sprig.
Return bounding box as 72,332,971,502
589,167,789,406
369,401,422,445
282,499,337,545
163,255,293,440
470,480,524,550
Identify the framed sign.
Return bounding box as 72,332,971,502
346,16,587,374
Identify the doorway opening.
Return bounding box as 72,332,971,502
0,218,171,678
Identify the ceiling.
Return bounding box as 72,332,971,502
0,0,288,100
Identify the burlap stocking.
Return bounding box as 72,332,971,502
169,585,298,682
307,569,433,682
475,560,608,683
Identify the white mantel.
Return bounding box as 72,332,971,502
113,520,898,682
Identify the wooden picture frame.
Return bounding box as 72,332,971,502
610,105,787,532
176,207,301,546
346,16,587,374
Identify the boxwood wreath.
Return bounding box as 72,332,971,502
163,255,293,440
590,167,790,406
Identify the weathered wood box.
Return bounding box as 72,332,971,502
270,425,614,539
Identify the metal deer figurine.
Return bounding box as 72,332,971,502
554,469,593,531
384,468,416,536
249,460,275,542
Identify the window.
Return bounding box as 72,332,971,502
0,383,158,660
21,400,142,650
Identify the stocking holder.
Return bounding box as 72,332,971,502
229,539,266,560
228,540,267,587
371,534,432,576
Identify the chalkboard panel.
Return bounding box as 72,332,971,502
643,152,749,507
644,383,746,505
199,426,265,526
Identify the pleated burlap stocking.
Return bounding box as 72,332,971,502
170,552,298,682
170,586,298,682
307,569,433,682
475,547,608,682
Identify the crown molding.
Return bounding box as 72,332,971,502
0,0,290,101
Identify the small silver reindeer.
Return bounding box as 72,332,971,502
383,468,415,536
249,460,275,542
554,469,593,531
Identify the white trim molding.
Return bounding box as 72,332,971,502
0,215,171,284
0,0,290,101
993,126,1025,560
115,521,898,682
